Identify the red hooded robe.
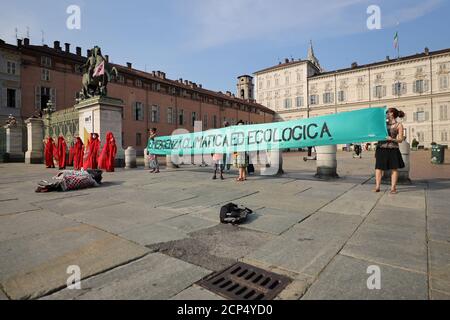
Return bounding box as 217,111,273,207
83,133,100,170
98,131,117,172
73,137,84,170
44,137,56,168
56,136,67,169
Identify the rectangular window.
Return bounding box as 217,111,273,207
203,114,208,129
167,107,173,124
338,90,345,102
135,79,142,87
41,68,50,81
309,95,318,105
441,131,448,142
179,109,184,125
41,56,52,67
295,96,303,108
357,87,364,101
191,112,197,126
323,92,333,104
440,105,448,120
7,61,16,75
37,87,54,110
266,80,270,88
284,98,292,109
275,78,279,87
133,102,144,121
374,85,386,99
136,133,142,146
117,75,125,83
439,76,449,90
413,80,429,93
7,89,16,108
285,76,289,85
213,115,218,128
297,73,301,82
150,105,159,123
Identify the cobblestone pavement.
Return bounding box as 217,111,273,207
0,150,448,300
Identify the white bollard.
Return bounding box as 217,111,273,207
124,146,136,169
315,145,338,178
143,148,149,169
25,118,44,164
398,141,411,183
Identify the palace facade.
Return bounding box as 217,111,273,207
0,38,274,154
254,43,450,147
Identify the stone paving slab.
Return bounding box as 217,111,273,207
170,285,225,300
0,288,7,300
431,290,450,300
159,215,219,234
377,189,426,211
341,214,427,273
120,223,190,246
32,195,125,216
429,240,450,294
67,204,184,235
42,253,212,300
302,254,428,300
240,207,311,235
245,212,362,277
427,214,450,243
0,224,149,299
0,199,40,216
149,224,274,272
0,210,79,242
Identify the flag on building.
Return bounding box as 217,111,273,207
394,32,399,49
93,61,105,77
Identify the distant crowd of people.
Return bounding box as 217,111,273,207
43,132,117,172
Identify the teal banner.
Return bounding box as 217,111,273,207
148,107,388,155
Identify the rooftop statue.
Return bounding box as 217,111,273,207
79,46,118,100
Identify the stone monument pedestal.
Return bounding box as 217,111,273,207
75,96,125,167
4,124,24,162
25,118,44,164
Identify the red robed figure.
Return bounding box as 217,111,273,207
44,137,56,168
56,136,67,169
72,137,84,170
98,131,117,172
83,133,100,170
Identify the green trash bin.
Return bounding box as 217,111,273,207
431,144,445,164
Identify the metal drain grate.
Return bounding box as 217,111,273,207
198,262,292,300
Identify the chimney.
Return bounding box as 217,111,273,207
64,43,70,53
156,71,161,77
199,84,202,88
17,39,22,47
127,62,132,68
184,80,189,85
351,62,358,68
54,40,60,50
76,46,82,56
285,58,289,63
386,56,390,61
105,55,109,62
424,47,430,55
161,72,166,79
179,78,183,83
24,38,30,45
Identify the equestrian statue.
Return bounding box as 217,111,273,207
79,46,118,100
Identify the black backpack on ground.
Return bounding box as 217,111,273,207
220,203,253,225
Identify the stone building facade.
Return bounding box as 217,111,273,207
255,43,450,147
0,38,274,154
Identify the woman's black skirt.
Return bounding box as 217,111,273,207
375,147,405,170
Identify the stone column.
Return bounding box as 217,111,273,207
25,118,44,164
4,124,24,162
125,146,136,169
315,145,338,178
75,96,125,167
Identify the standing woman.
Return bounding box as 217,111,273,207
44,137,56,168
374,108,405,194
73,136,84,170
148,128,160,173
56,135,67,170
83,133,101,170
234,120,248,182
98,131,117,172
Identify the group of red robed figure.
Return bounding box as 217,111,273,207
44,132,117,172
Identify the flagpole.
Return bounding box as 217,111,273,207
397,31,400,59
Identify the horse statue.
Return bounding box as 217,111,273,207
79,46,118,100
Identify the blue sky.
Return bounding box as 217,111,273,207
1,0,450,92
